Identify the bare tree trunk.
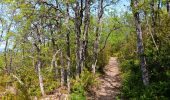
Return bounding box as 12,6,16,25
33,24,45,96
4,22,13,74
150,0,156,27
4,39,9,73
50,26,59,79
37,57,45,96
82,0,90,66
51,50,59,79
65,3,71,92
59,50,65,86
74,0,83,77
34,43,45,96
3,10,15,74
92,0,104,74
48,0,60,80
132,0,149,86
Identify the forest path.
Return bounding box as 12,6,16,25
40,57,121,100
89,57,121,100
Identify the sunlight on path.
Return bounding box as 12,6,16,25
92,57,121,100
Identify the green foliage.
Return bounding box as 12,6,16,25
118,11,170,99
97,44,111,73
43,69,60,94
2,0,170,99
70,93,86,100
70,77,86,100
0,56,4,71
70,70,99,100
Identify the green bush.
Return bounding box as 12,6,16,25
118,24,170,99
97,44,111,73
70,69,99,100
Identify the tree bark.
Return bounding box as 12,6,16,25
49,0,59,80
65,3,71,92
4,22,13,74
150,0,156,27
92,0,104,74
132,0,149,86
33,24,45,96
34,43,45,96
59,50,65,86
4,39,9,73
74,0,84,77
82,0,90,65
51,49,59,79
37,57,45,96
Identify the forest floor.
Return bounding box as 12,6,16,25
88,57,121,100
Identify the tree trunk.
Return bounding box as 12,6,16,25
65,3,71,92
4,22,12,74
74,0,83,77
60,50,65,86
47,0,60,80
3,12,14,74
51,50,59,79
167,1,170,17
82,0,90,64
4,39,9,73
50,25,59,79
150,0,156,27
132,0,149,86
92,0,104,74
33,24,45,96
37,57,45,96
34,44,45,96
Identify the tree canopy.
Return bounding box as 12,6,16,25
0,0,170,99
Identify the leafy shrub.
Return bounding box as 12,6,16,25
70,77,86,100
70,69,99,100
118,17,170,99
97,44,111,73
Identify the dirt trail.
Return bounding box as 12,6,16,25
92,57,121,100
40,57,121,100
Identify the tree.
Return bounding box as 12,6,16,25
131,0,149,86
92,0,104,74
65,2,71,92
167,0,170,16
82,0,90,65
74,0,84,77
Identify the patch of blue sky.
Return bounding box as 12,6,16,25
105,0,130,16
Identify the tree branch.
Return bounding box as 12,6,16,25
99,27,120,52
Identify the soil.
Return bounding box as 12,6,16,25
88,57,121,100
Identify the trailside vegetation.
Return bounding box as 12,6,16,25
0,0,170,99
